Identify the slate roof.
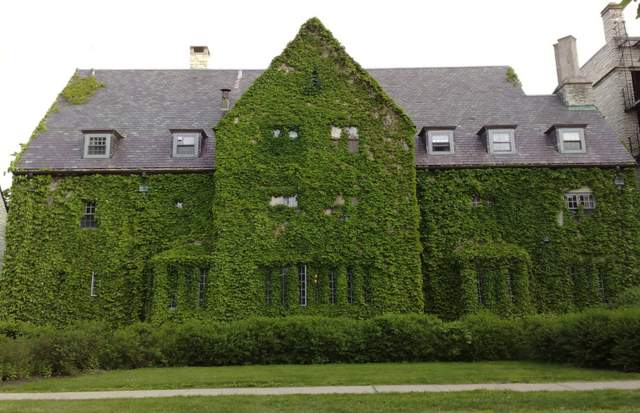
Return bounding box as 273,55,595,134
17,66,635,172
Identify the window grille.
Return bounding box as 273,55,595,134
488,129,515,153
328,271,337,304
564,192,596,211
90,272,97,297
199,269,207,307
265,270,273,305
347,267,355,304
280,267,288,306
87,136,107,155
299,264,308,306
80,201,98,228
428,130,454,154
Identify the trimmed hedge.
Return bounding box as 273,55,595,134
0,308,639,382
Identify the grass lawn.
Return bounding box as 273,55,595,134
1,390,640,412
1,361,639,393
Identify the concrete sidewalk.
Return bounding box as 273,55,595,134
1,380,639,400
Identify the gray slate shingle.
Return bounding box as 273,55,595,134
17,67,635,172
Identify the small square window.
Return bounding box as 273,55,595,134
488,129,516,154
80,201,98,228
427,130,454,154
84,133,111,158
172,133,200,158
558,128,586,153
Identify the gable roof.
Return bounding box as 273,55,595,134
16,66,635,172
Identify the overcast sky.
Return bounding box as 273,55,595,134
0,0,637,189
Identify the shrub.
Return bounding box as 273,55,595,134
0,309,640,383
610,287,640,309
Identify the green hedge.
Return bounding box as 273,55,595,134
1,308,639,382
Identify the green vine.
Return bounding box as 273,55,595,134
506,66,521,87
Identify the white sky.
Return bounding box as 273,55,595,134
0,0,637,189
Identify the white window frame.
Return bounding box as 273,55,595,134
564,190,596,211
90,272,97,297
488,129,516,154
558,128,586,154
83,133,112,159
270,195,298,208
299,264,307,307
427,130,454,154
172,132,200,158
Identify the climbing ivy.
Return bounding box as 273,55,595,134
418,167,640,320
0,173,214,326
506,67,521,87
211,18,424,320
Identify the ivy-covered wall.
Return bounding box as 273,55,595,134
418,167,640,320
210,18,424,319
0,173,214,325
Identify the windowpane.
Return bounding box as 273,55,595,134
328,271,337,304
80,201,98,228
347,268,354,304
493,142,512,152
563,140,582,151
199,269,207,307
562,131,581,141
564,192,596,210
87,136,107,155
176,145,196,155
280,268,288,306
90,272,97,297
299,265,307,307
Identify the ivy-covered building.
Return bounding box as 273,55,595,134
2,18,639,325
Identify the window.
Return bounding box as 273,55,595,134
299,264,307,307
328,271,337,304
172,133,200,157
564,191,596,211
280,267,288,306
265,270,273,305
471,194,481,208
90,272,97,297
347,268,355,304
330,126,358,153
270,195,298,208
477,271,484,306
80,201,98,228
558,128,586,153
84,133,111,158
169,294,177,310
488,129,516,154
199,269,207,307
427,130,454,154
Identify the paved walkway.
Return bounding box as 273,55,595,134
1,381,640,400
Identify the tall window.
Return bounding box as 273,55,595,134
199,269,207,307
90,272,97,297
328,271,337,304
280,267,288,306
265,270,273,305
80,201,98,228
347,268,355,304
299,265,308,307
427,130,454,154
477,271,484,306
84,133,111,158
488,129,516,154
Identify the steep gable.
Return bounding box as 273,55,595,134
208,18,423,319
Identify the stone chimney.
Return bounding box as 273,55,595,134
553,36,594,108
601,3,625,44
189,46,210,69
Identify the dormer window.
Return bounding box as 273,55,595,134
558,128,586,153
488,129,516,154
171,130,204,158
427,130,454,154
83,132,112,159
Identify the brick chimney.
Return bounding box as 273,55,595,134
189,46,210,69
601,3,625,44
553,36,594,108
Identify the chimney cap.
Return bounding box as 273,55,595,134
190,46,210,55
601,2,623,16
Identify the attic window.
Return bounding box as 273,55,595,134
427,130,454,154
172,131,202,158
488,129,516,154
84,133,112,158
558,128,586,153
